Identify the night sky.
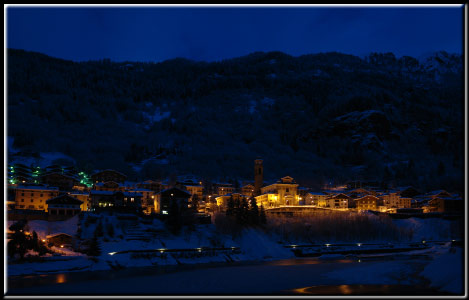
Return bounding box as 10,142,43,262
6,5,464,62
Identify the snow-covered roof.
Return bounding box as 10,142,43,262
160,187,192,197
46,194,83,205
355,194,379,200
16,185,59,191
91,169,127,178
41,172,79,181
130,188,153,192
217,193,247,198
46,232,73,239
426,190,449,196
184,185,203,188
123,192,143,197
90,190,114,195
308,192,327,196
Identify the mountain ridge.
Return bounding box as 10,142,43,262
6,49,464,192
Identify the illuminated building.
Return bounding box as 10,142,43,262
254,158,263,196
46,194,83,216
14,185,59,211
256,176,299,207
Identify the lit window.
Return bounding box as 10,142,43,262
162,210,168,215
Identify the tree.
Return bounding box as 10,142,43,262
106,223,115,238
8,220,29,259
87,232,101,257
191,194,199,211
95,220,104,237
234,198,241,222
248,196,259,225
226,195,235,216
238,197,249,224
166,199,182,235
30,231,39,252
259,205,267,225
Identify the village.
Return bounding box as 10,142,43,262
7,158,463,222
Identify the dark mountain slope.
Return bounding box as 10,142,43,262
7,49,464,192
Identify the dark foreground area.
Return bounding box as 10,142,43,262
7,249,464,296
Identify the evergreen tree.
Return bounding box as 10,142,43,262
76,225,82,240
106,223,115,238
248,196,259,225
239,197,249,224
234,198,242,223
259,204,267,225
191,194,199,211
95,220,104,237
30,231,39,252
8,220,29,259
167,199,182,235
226,195,235,216
87,232,101,257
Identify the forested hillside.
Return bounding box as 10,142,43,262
7,49,464,192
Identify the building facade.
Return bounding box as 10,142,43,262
215,193,248,210
158,187,191,215
46,194,83,217
355,195,380,211
41,173,79,191
14,185,60,211
258,176,299,206
254,159,263,196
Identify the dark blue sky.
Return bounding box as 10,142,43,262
6,5,464,62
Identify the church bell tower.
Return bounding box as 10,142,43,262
254,158,263,196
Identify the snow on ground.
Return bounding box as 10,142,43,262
393,217,460,242
7,213,463,283
419,244,464,294
8,150,76,168
8,215,79,240
324,259,418,286
237,228,294,260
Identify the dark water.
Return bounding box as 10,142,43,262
286,284,451,295
7,253,455,296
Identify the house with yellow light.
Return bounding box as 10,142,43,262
184,184,203,199
93,181,126,192
129,188,157,214
241,183,255,197
381,191,412,209
68,191,90,211
14,185,60,211
306,191,329,206
255,176,299,207
325,193,350,209
215,193,248,210
355,195,381,211
214,182,235,196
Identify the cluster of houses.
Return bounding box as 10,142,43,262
6,159,463,220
